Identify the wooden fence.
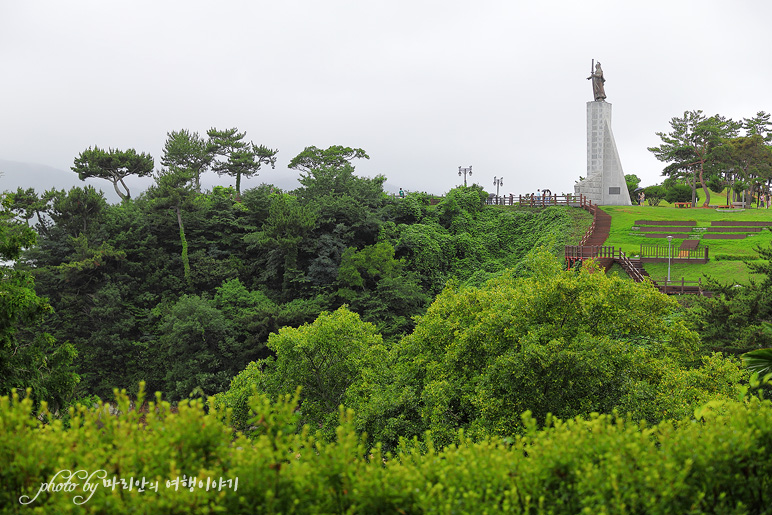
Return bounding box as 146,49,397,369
639,244,709,263
579,199,597,245
485,194,591,208
565,245,710,296
565,244,615,262
651,277,706,295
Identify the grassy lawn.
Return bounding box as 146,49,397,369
601,202,772,285
562,205,595,243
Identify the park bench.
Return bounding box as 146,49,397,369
674,202,690,208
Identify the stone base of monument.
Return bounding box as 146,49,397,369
574,101,631,206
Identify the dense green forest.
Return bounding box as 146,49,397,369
4,136,772,512
1,141,590,411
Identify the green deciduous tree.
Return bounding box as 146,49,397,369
0,210,78,413
664,183,695,204
337,242,401,290
436,185,487,230
71,146,154,201
642,184,665,206
710,135,772,205
351,250,705,448
213,306,386,435
213,278,277,355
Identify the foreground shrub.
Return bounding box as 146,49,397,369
3,385,772,514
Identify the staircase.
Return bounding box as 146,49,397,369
577,205,614,269
583,207,611,246
618,254,653,283
563,202,709,296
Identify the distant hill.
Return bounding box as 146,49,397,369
0,159,124,203
0,159,304,204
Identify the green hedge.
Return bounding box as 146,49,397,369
3,385,772,514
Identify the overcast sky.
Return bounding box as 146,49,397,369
2,0,771,200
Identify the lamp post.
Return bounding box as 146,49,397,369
667,235,673,287
493,176,503,201
458,166,472,187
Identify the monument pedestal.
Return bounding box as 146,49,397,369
574,101,631,206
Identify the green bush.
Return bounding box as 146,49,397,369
714,254,749,261
643,184,665,206
665,184,697,204
4,385,772,514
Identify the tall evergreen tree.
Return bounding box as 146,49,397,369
161,129,212,193
649,111,740,206
206,127,277,200
71,146,154,201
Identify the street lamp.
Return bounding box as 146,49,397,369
458,166,472,187
493,176,503,199
667,235,673,286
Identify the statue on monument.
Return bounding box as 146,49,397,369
587,61,606,101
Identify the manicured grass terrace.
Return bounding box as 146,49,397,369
602,203,772,285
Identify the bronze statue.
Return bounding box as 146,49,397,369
587,61,606,101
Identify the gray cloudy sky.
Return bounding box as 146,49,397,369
2,0,771,199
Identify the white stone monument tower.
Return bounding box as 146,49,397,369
574,61,632,206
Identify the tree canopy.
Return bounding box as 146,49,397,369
206,127,277,199
71,146,154,200
648,110,740,206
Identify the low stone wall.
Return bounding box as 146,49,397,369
703,234,747,239
635,220,696,226
711,221,772,227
